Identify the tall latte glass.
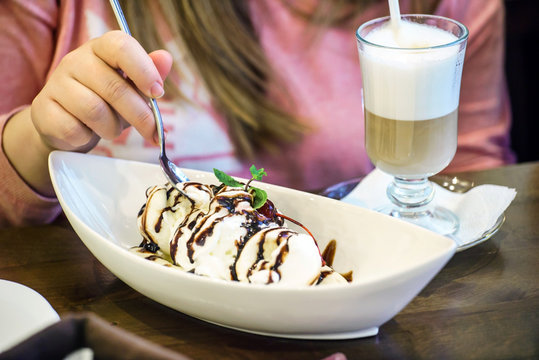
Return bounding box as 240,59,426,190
356,15,468,235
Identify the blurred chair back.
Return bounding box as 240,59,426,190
505,0,539,162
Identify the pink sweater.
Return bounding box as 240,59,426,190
0,0,514,226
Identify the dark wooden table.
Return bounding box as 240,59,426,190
1,162,538,359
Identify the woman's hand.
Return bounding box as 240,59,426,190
2,31,172,196
32,30,172,151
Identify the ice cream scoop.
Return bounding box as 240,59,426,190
235,227,323,286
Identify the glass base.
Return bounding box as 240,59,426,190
378,175,460,236
378,205,459,236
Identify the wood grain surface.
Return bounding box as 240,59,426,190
1,162,537,360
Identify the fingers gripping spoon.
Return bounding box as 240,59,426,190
109,0,190,187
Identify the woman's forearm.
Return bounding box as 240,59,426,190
2,107,55,197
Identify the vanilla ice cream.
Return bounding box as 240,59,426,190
134,182,348,286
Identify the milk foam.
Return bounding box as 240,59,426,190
359,20,464,121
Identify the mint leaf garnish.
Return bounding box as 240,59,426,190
250,187,268,209
213,168,243,188
249,165,267,181
213,166,268,209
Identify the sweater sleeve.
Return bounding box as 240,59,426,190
443,0,515,172
0,1,62,227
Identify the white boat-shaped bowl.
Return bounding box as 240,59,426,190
49,151,456,340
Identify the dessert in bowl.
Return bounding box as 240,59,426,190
48,151,456,339
133,165,348,287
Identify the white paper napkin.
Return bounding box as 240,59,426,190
341,169,517,247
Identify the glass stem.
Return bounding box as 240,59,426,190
387,177,434,211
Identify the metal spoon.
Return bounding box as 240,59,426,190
430,175,474,194
109,0,189,186
320,174,475,200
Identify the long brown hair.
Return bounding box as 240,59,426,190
119,0,440,158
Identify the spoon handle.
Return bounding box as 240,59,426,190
109,0,132,35
108,0,165,153
108,0,189,185
110,0,176,163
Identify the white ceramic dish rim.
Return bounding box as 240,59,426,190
49,152,456,293
48,151,457,339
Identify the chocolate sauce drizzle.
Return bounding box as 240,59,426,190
240,228,293,283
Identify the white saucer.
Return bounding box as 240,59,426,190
322,178,507,252
0,280,59,352
453,214,505,252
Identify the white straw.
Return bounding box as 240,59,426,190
388,0,401,41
